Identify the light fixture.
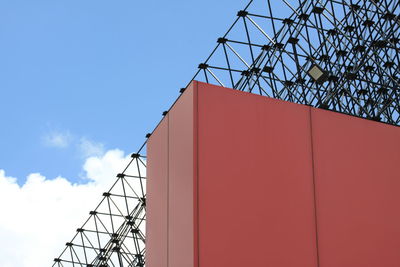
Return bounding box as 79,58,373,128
307,64,328,84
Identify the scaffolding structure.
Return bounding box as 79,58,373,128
53,0,400,266
192,0,400,125
53,153,146,267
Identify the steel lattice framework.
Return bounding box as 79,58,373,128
53,0,400,266
53,152,147,267
191,0,400,125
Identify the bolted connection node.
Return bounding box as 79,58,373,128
363,19,374,26
372,40,387,48
299,13,309,20
318,102,330,109
390,37,399,44
237,10,248,17
54,258,61,262
283,18,295,24
241,70,250,76
319,55,330,61
287,37,299,44
345,72,357,80
103,192,111,197
198,63,209,69
262,44,271,51
89,211,97,215
131,152,140,158
116,173,125,178
336,50,347,57
180,88,186,93
328,75,339,82
344,25,355,32
274,42,284,49
368,115,382,122
383,12,396,20
145,133,152,138
384,61,395,68
312,6,324,14
217,37,228,44
284,80,294,87
162,111,168,116
327,29,338,36
263,66,274,73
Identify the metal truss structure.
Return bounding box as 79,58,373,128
53,152,147,267
53,0,400,266
191,0,400,125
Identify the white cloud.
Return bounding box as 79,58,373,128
78,137,105,158
43,131,72,148
42,130,106,160
0,149,131,267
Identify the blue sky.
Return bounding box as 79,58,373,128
0,0,246,184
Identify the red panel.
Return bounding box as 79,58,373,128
197,82,318,267
147,118,169,267
168,84,195,267
312,108,400,267
147,81,400,267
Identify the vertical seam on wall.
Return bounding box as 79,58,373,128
167,114,170,267
309,107,321,267
195,81,200,267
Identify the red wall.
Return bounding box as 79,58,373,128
168,85,195,267
147,81,400,267
312,109,400,267
197,84,318,267
147,84,195,267
147,118,168,267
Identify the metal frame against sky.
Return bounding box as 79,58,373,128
53,0,399,266
192,0,400,125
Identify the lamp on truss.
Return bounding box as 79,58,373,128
307,64,329,84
